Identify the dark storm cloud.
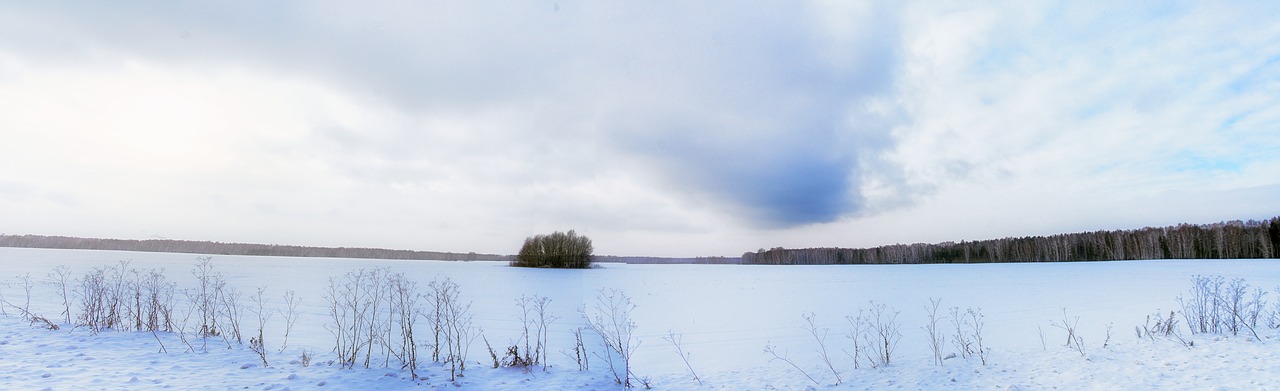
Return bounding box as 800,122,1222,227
596,3,904,226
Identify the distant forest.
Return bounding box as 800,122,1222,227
743,216,1280,265
0,234,508,262
0,234,743,264
593,255,740,264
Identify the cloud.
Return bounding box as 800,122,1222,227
0,1,909,230
589,3,906,226
876,0,1280,240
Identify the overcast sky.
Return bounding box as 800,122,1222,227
1,1,1277,257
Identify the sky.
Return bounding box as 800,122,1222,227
1,1,1277,257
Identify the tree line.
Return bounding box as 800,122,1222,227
0,234,508,262
593,255,740,264
743,216,1280,265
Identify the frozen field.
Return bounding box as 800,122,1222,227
1,247,1278,389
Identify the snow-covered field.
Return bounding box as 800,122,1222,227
1,247,1278,389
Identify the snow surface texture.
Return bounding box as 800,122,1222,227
0,247,1278,389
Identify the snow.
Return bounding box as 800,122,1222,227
1,246,1278,389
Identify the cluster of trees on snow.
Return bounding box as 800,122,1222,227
0,234,506,262
512,230,594,269
743,217,1280,265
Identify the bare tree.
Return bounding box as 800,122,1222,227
966,307,989,365
845,311,869,369
76,266,109,333
566,327,589,371
191,257,222,339
949,307,973,360
325,269,369,369
584,288,641,388
428,277,475,382
387,272,421,379
46,265,73,324
1051,308,1086,357
219,283,244,347
802,312,841,384
278,290,300,353
923,298,945,366
249,286,271,367
764,342,819,386
15,273,32,321
866,302,901,367
513,294,558,371
663,331,702,386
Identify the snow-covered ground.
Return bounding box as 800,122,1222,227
1,247,1278,389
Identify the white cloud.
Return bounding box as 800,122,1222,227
860,1,1280,242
